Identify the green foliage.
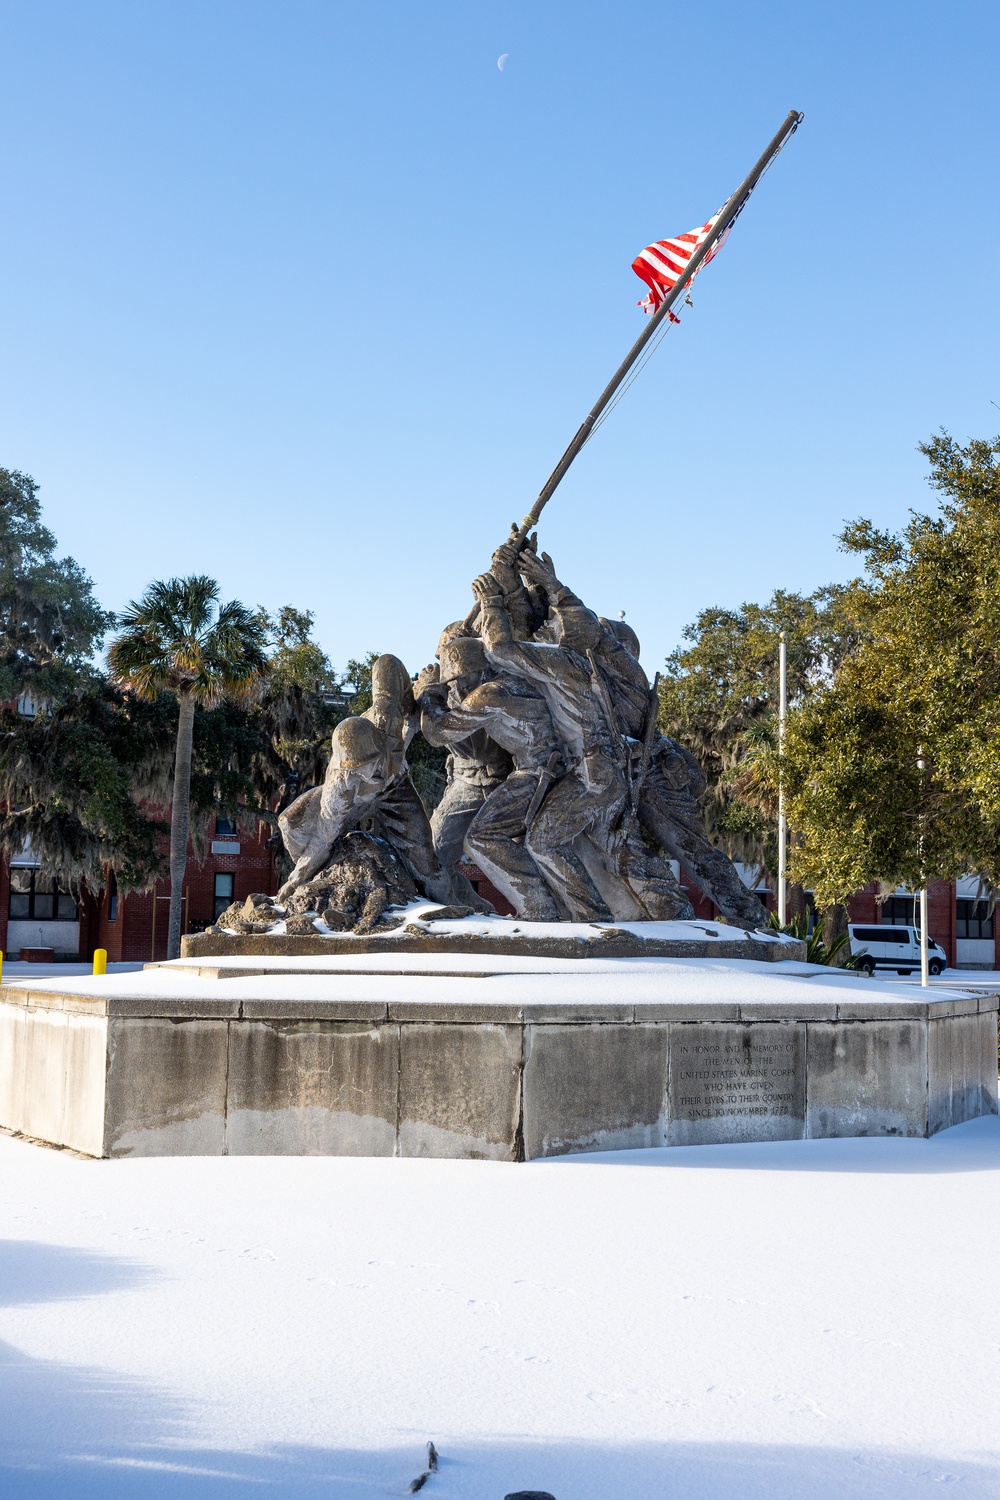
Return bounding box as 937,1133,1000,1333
245,607,348,817
766,909,860,967
0,675,307,892
108,577,271,942
343,651,380,716
0,473,165,887
0,476,407,886
782,432,1000,904
264,605,338,694
407,729,448,812
658,586,858,873
0,468,112,703
0,686,171,891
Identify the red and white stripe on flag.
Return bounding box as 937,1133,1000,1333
631,211,730,317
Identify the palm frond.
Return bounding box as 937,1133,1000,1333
109,576,270,704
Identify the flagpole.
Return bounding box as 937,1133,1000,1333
512,107,804,545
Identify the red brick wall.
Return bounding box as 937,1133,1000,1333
683,878,720,922
846,885,879,925
462,861,516,917
90,820,278,963
928,879,956,966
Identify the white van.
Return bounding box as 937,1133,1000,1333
848,924,947,977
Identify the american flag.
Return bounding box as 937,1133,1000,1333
631,210,731,317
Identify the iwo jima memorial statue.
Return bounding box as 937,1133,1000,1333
7,109,995,1163
199,111,807,958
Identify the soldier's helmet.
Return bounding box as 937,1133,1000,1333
600,617,641,659
438,620,472,650
438,635,488,683
329,715,386,770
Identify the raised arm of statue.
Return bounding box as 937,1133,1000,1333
515,544,561,596
491,527,545,641
367,654,414,754
472,573,560,693
413,662,441,700
518,547,603,653
419,689,455,747
472,573,515,650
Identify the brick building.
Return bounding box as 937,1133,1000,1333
0,817,278,964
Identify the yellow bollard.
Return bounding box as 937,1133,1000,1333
0,949,3,986
92,948,107,976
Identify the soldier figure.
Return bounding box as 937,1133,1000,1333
470,570,690,923
516,547,767,930
419,660,564,922
277,653,453,907
417,631,512,912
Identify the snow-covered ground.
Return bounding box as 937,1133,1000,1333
1,962,145,981
2,1121,1000,1499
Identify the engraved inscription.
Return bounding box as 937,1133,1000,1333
676,1039,798,1118
667,1024,806,1145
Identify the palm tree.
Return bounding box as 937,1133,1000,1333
108,576,269,959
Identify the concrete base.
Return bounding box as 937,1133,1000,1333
1,953,996,1160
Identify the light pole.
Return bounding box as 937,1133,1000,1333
918,751,929,987
777,631,788,927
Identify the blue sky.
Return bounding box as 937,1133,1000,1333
1,0,997,675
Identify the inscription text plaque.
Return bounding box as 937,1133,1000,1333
668,1023,806,1145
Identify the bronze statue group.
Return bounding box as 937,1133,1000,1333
277,530,765,930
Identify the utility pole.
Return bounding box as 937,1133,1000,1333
777,631,788,927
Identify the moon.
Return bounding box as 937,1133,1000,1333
497,53,508,71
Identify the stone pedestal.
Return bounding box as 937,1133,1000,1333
1,946,995,1160
180,915,806,964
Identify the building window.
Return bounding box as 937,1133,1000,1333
215,817,237,837
108,871,118,922
214,872,235,919
956,900,993,940
8,870,78,921
880,896,919,926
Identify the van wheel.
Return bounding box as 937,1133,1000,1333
858,958,875,976
929,958,945,977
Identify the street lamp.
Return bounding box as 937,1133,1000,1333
917,752,929,987
777,631,787,927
